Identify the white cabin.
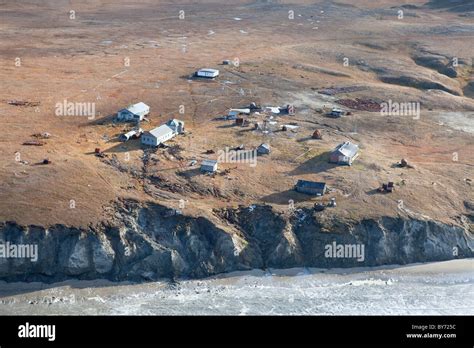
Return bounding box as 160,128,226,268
141,125,175,147
201,159,218,173
117,102,150,122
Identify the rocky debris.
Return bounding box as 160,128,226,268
167,144,184,161
148,175,186,194
102,154,141,178
147,174,226,198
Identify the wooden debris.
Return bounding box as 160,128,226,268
23,140,45,146
32,132,51,139
7,100,41,107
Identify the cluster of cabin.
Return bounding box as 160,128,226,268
115,102,185,147
110,67,222,175
110,65,363,203
141,119,185,147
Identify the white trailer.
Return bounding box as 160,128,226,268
196,68,219,78
119,128,143,142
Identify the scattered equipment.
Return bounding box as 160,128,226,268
32,132,51,139
95,148,107,158
378,182,394,193
314,203,326,212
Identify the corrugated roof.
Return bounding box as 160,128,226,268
296,180,326,189
127,102,149,115
145,124,174,138
202,159,218,166
335,141,359,157
198,68,219,74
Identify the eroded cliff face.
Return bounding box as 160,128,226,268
0,200,472,283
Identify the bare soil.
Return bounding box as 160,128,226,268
0,0,472,227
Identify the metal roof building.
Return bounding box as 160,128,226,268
329,141,359,165
257,143,271,155
127,102,149,115
117,102,150,122
295,180,327,196
141,124,175,147
196,68,220,78
201,159,218,173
